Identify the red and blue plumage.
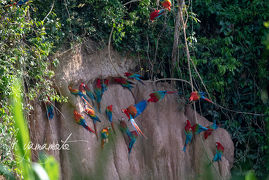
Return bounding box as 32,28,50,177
68,85,91,107
73,110,95,133
85,108,101,139
119,120,138,155
122,100,148,119
213,142,224,162
150,9,165,21
113,77,134,91
147,91,177,103
189,91,212,103
191,123,208,135
204,120,219,139
101,79,109,93
101,127,110,148
124,72,144,85
160,0,171,11
183,120,193,152
105,105,115,133
45,96,54,120
83,83,96,108
94,79,103,112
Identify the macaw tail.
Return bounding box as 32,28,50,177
111,122,116,133
97,102,101,113
101,139,105,149
94,123,98,140
81,96,94,109
82,124,95,134
130,118,146,138
136,78,145,85
128,138,136,155
203,98,212,103
46,104,54,120
166,91,177,94
183,145,186,152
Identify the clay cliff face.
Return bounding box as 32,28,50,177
29,41,234,180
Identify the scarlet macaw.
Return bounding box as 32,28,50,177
94,78,103,112
73,110,95,133
113,77,134,91
150,9,165,21
101,127,111,148
160,0,171,11
105,105,115,133
191,123,208,135
124,72,144,85
84,108,101,139
213,142,224,162
183,120,193,152
83,83,96,105
45,96,54,120
68,85,91,107
204,120,219,139
189,91,212,103
122,100,148,120
147,91,177,103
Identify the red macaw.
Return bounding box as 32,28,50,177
105,105,115,133
191,123,208,135
150,9,165,21
84,108,101,139
160,0,171,11
73,110,95,133
147,91,177,103
204,120,219,139
124,72,144,85
94,78,103,112
101,127,111,149
189,91,212,103
45,96,54,120
68,85,91,107
183,120,193,152
113,77,134,91
213,142,224,162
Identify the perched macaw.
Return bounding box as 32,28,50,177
160,0,171,11
124,72,144,85
101,127,110,148
147,91,177,103
73,110,95,133
85,108,101,139
68,85,91,107
45,96,54,120
191,123,208,135
79,83,92,107
189,91,212,103
204,120,219,139
150,9,165,21
122,100,148,120
102,79,109,93
6,0,28,7
119,119,138,155
213,142,224,162
183,120,193,152
83,83,96,108
94,78,103,112
113,77,134,91
105,105,115,133
128,130,138,155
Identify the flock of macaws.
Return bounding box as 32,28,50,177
45,71,223,162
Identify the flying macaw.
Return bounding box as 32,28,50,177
113,77,134,91
204,120,219,139
150,9,165,21
124,72,144,85
189,91,212,103
102,79,109,93
147,91,177,103
45,96,54,120
183,120,193,152
73,110,95,133
191,123,208,135
101,127,110,149
122,100,148,120
94,78,103,112
105,105,115,133
213,142,224,162
84,108,101,139
68,85,91,107
160,0,171,11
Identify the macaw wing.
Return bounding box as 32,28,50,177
134,100,147,118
